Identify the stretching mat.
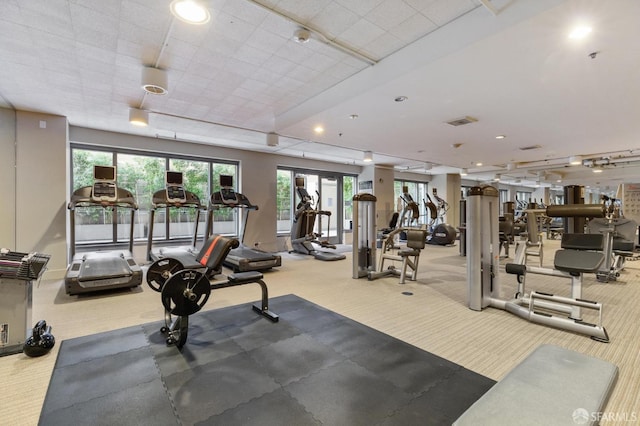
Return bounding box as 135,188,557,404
39,294,495,425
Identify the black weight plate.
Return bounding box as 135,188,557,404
161,269,210,316
146,258,184,292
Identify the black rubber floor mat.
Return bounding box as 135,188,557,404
40,294,495,425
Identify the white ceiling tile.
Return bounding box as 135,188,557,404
221,0,269,26
234,43,273,66
366,0,418,31
388,12,438,43
419,0,478,26
333,0,385,16
336,19,386,50
271,0,331,23
245,27,289,52
310,2,360,39
360,32,405,60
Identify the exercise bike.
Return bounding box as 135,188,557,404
145,234,278,348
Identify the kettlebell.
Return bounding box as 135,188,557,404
23,320,55,357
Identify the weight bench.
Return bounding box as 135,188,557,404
146,234,278,348
454,344,618,426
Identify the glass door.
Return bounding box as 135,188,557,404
319,177,340,244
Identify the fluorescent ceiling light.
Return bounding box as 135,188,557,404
170,0,211,25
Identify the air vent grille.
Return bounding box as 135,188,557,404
519,145,542,151
446,116,478,126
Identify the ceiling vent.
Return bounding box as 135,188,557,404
446,116,478,126
519,145,542,151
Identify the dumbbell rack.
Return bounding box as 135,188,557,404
0,250,50,356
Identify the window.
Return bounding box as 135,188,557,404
499,189,509,215
209,163,238,235
168,158,209,240
276,170,292,233
394,179,428,226
71,149,114,244
343,176,355,231
71,145,238,247
276,167,357,242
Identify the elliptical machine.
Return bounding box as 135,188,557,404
289,176,345,261
426,188,456,246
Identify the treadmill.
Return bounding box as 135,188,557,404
146,170,204,269
206,175,281,272
65,165,142,295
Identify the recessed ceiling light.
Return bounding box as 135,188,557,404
314,126,324,134
593,167,603,173
349,114,359,119
569,25,592,39
475,162,483,167
394,96,408,102
495,135,506,139
170,0,211,25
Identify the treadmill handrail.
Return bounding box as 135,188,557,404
68,186,138,210
150,189,203,209
209,192,258,210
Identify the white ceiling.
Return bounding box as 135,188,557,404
1,0,639,193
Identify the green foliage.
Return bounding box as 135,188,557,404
72,149,111,190
276,170,291,220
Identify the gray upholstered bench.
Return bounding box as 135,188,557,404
454,344,618,426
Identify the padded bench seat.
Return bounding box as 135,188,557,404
454,344,618,426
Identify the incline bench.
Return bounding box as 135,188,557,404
454,345,618,425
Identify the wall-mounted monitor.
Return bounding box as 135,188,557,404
166,171,183,186
220,175,233,188
93,165,116,181
295,176,305,188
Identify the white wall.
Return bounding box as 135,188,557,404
0,109,16,248
15,111,68,278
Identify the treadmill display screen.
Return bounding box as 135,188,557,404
220,174,233,188
94,165,116,181
166,171,183,185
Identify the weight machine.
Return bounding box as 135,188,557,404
467,185,609,342
352,193,377,279
586,195,638,282
367,227,427,284
145,234,278,348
